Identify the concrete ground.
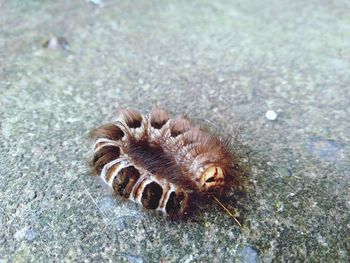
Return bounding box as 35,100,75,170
1,0,349,262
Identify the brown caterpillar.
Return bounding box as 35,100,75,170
91,107,246,218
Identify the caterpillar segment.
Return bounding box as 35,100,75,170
91,107,244,217
94,151,189,216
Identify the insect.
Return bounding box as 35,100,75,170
91,107,247,219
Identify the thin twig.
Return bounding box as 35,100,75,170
213,196,242,227
85,190,108,231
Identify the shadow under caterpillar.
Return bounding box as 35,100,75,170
90,107,248,220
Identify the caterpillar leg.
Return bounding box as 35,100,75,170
100,158,132,186
112,165,141,198
91,123,124,175
129,175,189,216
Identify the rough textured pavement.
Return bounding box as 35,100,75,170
1,0,349,262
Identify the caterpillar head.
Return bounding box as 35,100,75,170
200,166,225,192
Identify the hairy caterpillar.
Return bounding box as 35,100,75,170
91,107,246,218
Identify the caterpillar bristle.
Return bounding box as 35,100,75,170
93,149,121,175
116,108,143,129
91,123,124,140
150,107,170,129
169,115,192,137
90,107,247,219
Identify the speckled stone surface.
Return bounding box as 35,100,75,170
1,0,349,262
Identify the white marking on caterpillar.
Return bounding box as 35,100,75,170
101,159,131,186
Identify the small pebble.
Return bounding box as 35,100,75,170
25,228,38,241
265,110,278,121
42,36,69,50
86,0,104,6
240,246,261,263
14,227,28,240
126,255,144,263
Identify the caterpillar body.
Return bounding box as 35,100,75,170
91,107,246,218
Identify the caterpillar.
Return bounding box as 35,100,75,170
90,107,246,219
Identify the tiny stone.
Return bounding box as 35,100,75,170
126,255,144,263
14,227,28,240
86,0,104,6
275,200,284,212
114,218,126,231
240,245,261,263
217,76,225,83
25,228,38,241
265,110,278,120
43,36,69,50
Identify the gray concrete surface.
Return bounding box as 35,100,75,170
1,0,349,262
